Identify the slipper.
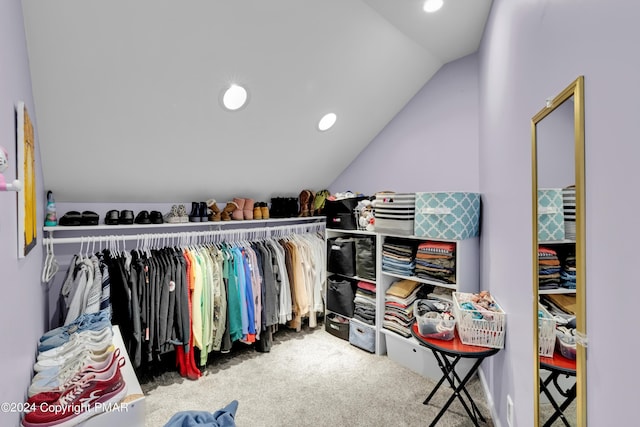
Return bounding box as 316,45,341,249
135,211,151,224
81,211,99,226
58,211,81,226
105,210,119,225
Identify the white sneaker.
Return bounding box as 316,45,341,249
37,327,113,360
34,341,113,372
164,205,182,223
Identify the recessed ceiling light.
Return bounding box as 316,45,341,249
318,113,337,131
423,0,443,13
222,84,248,111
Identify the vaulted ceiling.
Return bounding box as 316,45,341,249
21,0,492,203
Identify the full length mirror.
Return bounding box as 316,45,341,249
532,76,586,426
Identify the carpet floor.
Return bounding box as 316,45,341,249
139,322,495,427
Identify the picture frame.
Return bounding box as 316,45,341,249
16,101,37,258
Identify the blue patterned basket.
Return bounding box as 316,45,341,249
414,192,481,240
537,188,565,241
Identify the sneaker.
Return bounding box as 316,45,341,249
22,358,128,427
28,349,121,402
33,345,115,382
164,204,182,224
39,309,111,343
34,339,113,372
177,204,189,223
39,321,112,353
37,327,113,360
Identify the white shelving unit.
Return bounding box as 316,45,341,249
377,233,479,379
325,227,481,380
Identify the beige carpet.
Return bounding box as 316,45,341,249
140,323,495,427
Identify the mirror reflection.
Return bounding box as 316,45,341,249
532,77,585,426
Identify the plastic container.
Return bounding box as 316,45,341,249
556,330,577,360
414,299,456,341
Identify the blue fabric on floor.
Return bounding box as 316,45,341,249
163,400,239,427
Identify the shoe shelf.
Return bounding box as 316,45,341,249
44,216,326,234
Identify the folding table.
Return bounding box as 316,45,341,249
411,323,500,426
539,353,576,427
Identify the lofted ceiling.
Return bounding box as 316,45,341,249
21,0,492,203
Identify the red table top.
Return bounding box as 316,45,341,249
411,323,500,358
540,352,576,374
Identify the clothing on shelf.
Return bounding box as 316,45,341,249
414,241,456,284
381,238,417,276
353,281,376,326
383,279,424,337
538,246,561,290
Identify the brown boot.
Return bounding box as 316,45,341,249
260,202,270,219
298,190,311,217
232,198,245,220
221,201,238,221
206,199,221,221
253,203,263,220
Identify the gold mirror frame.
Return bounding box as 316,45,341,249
532,76,585,426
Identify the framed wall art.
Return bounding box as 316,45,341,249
16,101,37,258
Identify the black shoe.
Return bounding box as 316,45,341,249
105,210,119,225
189,202,201,222
134,210,151,224
119,210,134,225
199,201,208,221
81,211,99,226
59,211,82,226
150,211,164,224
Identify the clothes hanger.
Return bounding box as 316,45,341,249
41,238,59,284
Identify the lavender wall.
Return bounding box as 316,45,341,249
330,53,480,194
0,0,45,424
333,1,640,425
480,0,640,425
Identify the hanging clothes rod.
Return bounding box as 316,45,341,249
42,222,326,246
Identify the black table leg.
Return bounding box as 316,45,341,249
428,354,486,427
540,371,574,427
439,352,487,423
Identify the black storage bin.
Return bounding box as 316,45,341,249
325,196,366,230
325,313,350,341
326,276,356,317
354,237,376,280
327,237,356,276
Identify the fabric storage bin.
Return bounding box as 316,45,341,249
325,197,367,230
373,192,416,235
326,276,356,317
452,292,506,349
325,313,350,341
349,319,376,353
354,237,376,280
538,303,556,357
327,237,356,276
414,192,481,240
538,188,566,241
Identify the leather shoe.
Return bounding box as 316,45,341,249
150,211,164,224
81,211,99,226
59,211,81,226
119,210,134,225
105,210,119,225
134,210,151,224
